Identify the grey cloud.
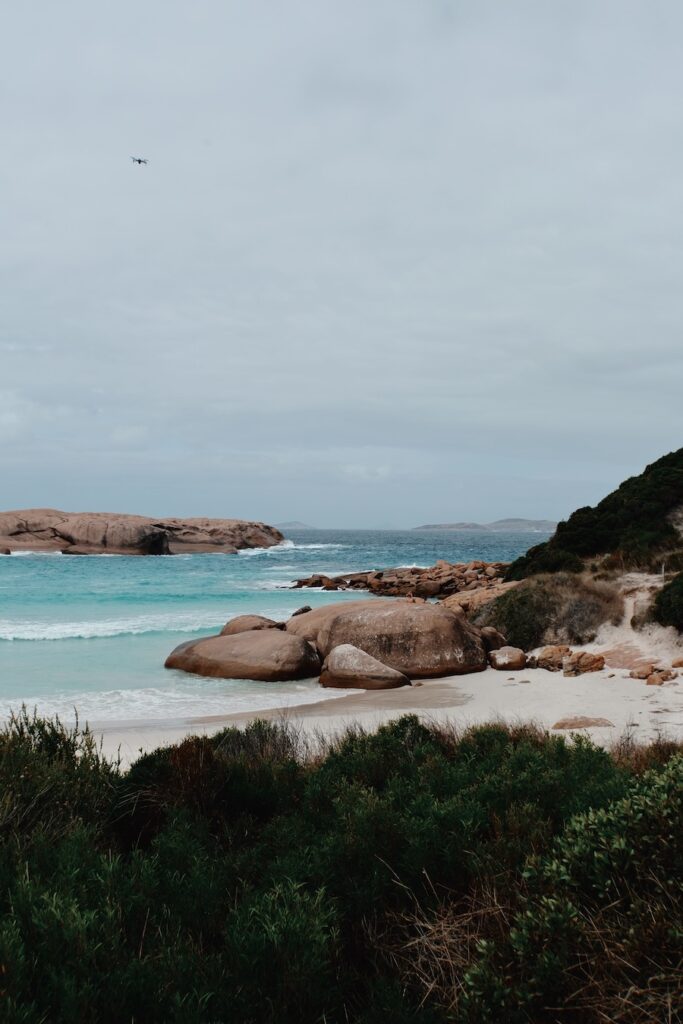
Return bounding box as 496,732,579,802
2,1,682,525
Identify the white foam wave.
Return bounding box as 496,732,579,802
238,541,348,557
3,550,64,557
0,611,230,642
0,682,356,724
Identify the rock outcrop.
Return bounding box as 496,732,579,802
165,631,320,681
0,510,283,555
320,645,411,689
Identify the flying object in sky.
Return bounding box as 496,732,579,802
130,156,148,165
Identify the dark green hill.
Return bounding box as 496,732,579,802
507,447,683,580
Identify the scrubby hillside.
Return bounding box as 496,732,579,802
507,447,683,580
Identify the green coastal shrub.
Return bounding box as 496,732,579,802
0,712,681,1022
475,573,623,650
507,446,683,579
653,570,683,632
458,756,683,1022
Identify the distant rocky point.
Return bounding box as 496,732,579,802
413,518,557,533
274,521,316,530
0,509,284,555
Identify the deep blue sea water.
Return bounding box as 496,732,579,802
0,529,548,726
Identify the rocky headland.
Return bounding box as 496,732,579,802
0,509,284,555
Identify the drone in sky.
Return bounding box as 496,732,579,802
130,156,149,165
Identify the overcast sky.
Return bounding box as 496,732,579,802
2,1,682,527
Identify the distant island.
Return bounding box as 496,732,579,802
0,510,283,555
413,518,557,533
274,521,316,530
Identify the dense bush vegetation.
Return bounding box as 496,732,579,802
1,708,681,1022
654,570,683,632
507,446,683,579
475,573,623,650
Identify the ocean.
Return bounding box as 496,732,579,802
0,528,547,727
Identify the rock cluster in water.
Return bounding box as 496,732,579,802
292,559,510,599
0,509,283,555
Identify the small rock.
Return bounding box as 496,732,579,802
629,664,657,680
552,716,614,730
672,657,683,669
646,669,676,686
490,646,527,671
291,605,312,617
538,645,572,672
480,626,507,652
563,651,605,677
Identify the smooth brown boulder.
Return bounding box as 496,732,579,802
320,645,411,689
672,657,683,668
489,646,527,671
480,626,507,652
220,615,283,636
538,645,572,672
165,630,320,681
314,600,487,678
629,664,657,680
646,669,676,686
562,652,605,676
0,509,283,555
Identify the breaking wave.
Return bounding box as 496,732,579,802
239,541,348,557
0,611,231,642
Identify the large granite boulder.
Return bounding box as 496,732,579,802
220,615,283,636
285,601,378,645
307,600,486,678
320,645,411,689
0,509,283,555
165,630,320,681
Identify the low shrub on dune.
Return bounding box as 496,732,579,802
474,572,624,650
653,570,683,632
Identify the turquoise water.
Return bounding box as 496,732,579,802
0,529,546,725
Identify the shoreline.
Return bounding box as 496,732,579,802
95,661,683,765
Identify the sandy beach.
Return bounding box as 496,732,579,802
93,572,683,765
96,658,683,765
